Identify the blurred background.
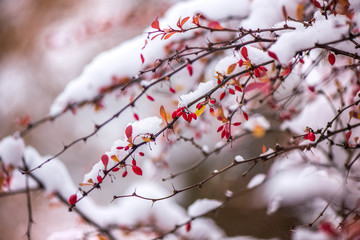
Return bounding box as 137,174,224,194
0,1,298,239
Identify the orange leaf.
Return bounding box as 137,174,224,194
180,16,190,28
227,63,237,75
111,155,119,162
160,105,168,124
262,145,267,154
142,137,153,142
164,32,177,40
193,14,201,25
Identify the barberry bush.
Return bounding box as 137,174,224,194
2,0,360,239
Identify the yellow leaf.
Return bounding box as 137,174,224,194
111,155,119,162
160,105,168,124
195,105,206,117
142,137,152,142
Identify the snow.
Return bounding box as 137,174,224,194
269,12,350,64
292,228,330,240
83,116,162,183
0,135,25,168
178,81,215,108
281,96,334,134
187,198,222,216
235,155,244,162
243,114,270,132
247,173,266,189
49,0,251,116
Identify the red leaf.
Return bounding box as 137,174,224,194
147,95,155,101
182,112,188,121
241,47,248,60
235,85,242,92
125,125,133,139
140,54,145,64
192,112,197,120
169,87,176,94
97,175,103,183
187,63,193,76
346,131,352,143
132,166,143,176
243,111,248,121
68,194,77,206
254,68,260,77
122,171,128,178
188,113,193,123
220,92,226,100
312,0,321,8
328,53,335,65
258,66,267,72
15,115,30,127
244,82,268,93
221,130,226,138
208,21,223,30
318,221,338,237
101,154,109,169
151,17,160,30
186,222,191,232
217,125,224,132
238,59,244,67
268,50,279,62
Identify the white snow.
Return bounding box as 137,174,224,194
235,155,245,162
178,81,215,108
247,173,266,189
187,198,222,217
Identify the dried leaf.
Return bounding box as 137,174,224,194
160,105,168,124
296,3,304,21
142,137,153,142
227,63,237,75
346,131,352,143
